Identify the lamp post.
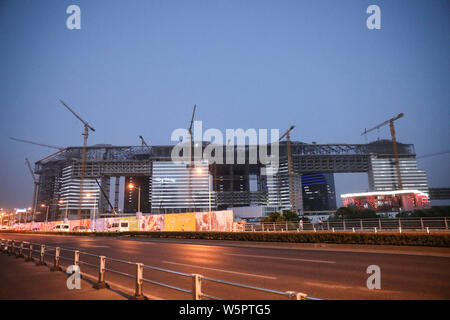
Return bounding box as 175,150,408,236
128,183,141,214
56,199,65,222
65,199,69,221
41,204,49,227
86,193,97,229
195,166,212,230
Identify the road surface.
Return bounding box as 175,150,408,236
1,233,449,300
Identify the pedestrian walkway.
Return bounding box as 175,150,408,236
0,253,126,300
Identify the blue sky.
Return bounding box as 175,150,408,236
0,0,449,208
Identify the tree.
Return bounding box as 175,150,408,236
396,206,450,218
282,210,299,222
261,212,283,223
261,211,301,222
332,205,377,220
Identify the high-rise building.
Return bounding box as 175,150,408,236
267,160,303,214
368,155,429,194
150,160,215,213
301,173,336,211
58,165,100,220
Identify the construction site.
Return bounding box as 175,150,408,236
9,101,431,223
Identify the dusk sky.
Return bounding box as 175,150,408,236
0,0,449,208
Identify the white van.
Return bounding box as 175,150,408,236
107,221,129,232
54,224,70,232
119,221,129,232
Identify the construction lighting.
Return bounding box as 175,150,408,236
195,167,203,175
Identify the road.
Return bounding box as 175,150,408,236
1,233,449,300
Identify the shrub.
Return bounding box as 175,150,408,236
2,230,448,247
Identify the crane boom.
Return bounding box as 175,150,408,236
59,100,95,131
139,135,149,147
361,113,403,136
10,137,64,151
417,150,450,159
278,125,295,142
361,113,405,189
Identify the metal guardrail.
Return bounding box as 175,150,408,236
0,238,321,300
242,217,449,233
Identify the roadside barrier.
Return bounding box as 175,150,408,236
244,217,449,233
0,238,321,301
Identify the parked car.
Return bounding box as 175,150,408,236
31,227,40,231
72,225,91,232
0,225,9,230
53,224,70,232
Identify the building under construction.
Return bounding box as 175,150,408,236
29,139,429,221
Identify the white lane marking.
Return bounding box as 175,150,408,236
162,260,277,280
85,245,110,248
224,253,336,264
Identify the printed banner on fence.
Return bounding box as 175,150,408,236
140,214,165,231
10,210,234,232
164,212,196,231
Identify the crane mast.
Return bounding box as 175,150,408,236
362,113,404,189
25,158,39,223
59,100,96,217
188,105,197,210
279,125,296,213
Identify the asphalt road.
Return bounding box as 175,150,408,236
1,233,449,300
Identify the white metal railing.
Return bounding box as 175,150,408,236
242,217,449,233
0,238,321,300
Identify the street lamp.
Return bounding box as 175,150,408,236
128,183,141,214
194,167,212,213
41,204,49,225
195,166,212,231
26,207,31,224
57,199,66,221
62,199,69,220
86,193,97,230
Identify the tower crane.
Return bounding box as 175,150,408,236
139,135,152,153
11,138,66,221
188,104,197,167
361,113,404,189
187,105,197,210
59,99,96,217
279,125,296,213
25,158,39,223
139,135,149,148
